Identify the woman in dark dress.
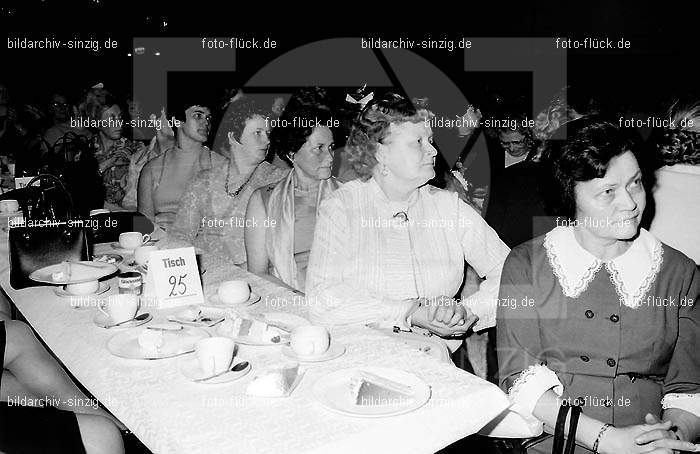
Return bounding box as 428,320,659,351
1,320,124,453
497,119,699,453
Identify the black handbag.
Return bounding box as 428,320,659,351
8,174,89,289
478,403,582,454
49,132,105,216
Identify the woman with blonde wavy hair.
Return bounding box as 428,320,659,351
305,91,509,345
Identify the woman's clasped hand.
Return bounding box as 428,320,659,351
598,415,699,453
410,296,479,337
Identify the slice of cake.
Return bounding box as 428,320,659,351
350,370,414,406
138,330,164,354
246,364,301,397
225,317,284,342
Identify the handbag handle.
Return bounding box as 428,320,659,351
22,173,76,221
552,403,583,454
552,403,569,454
564,405,582,454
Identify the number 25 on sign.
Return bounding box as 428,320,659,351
169,274,188,297
149,247,204,308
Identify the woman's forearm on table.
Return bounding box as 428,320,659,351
307,284,416,327
532,390,604,450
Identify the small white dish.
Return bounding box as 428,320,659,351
94,312,152,329
282,342,346,363
312,367,431,418
29,261,117,285
106,327,210,360
55,282,110,298
179,356,251,384
203,292,261,307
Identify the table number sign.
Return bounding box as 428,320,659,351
148,247,204,309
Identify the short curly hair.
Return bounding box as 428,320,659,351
217,96,270,142
346,92,434,180
654,101,700,166
269,106,333,166
551,118,641,219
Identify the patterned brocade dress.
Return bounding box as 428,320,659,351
167,161,288,265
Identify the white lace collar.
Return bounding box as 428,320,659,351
543,226,664,308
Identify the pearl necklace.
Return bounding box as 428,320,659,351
224,160,256,198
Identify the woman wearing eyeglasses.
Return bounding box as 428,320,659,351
305,92,509,342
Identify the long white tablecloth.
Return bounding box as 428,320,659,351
0,231,511,454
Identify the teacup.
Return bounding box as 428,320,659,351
119,232,151,250
0,199,19,213
65,280,100,295
134,245,158,267
290,325,330,357
195,337,235,376
99,294,139,324
217,280,250,305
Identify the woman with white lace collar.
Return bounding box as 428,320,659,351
497,119,700,453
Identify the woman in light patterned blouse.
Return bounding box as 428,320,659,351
165,96,287,265
306,92,510,340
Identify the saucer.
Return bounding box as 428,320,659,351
282,343,346,362
106,327,209,360
179,356,251,384
203,292,261,307
110,241,156,252
30,261,118,284
94,312,152,329
54,282,110,298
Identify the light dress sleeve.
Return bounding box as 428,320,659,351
162,172,207,250
497,245,564,426
306,195,417,328
661,264,700,417
453,194,510,330
123,137,157,209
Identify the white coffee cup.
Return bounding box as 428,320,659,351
134,245,158,266
0,199,19,213
65,280,100,295
119,232,151,250
195,337,235,376
217,280,250,305
7,163,15,176
290,325,330,357
99,294,139,324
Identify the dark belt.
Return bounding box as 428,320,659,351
624,372,664,383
